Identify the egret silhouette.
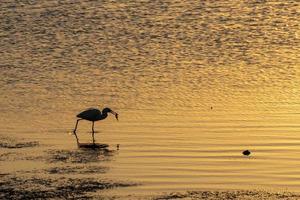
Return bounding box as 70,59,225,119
73,107,118,145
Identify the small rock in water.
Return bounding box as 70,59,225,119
243,150,251,156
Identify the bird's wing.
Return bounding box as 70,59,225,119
77,108,101,120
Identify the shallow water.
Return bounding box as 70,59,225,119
0,0,300,198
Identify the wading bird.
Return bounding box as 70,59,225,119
73,107,118,145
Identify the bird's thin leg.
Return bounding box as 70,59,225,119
73,119,81,146
73,119,81,133
74,132,79,146
92,121,95,144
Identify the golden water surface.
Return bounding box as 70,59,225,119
0,0,299,198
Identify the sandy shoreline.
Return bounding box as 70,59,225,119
1,137,300,199
151,190,300,200
1,173,300,200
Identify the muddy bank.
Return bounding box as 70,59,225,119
0,136,136,199
46,165,108,174
47,148,115,163
0,137,39,149
152,190,300,200
0,174,136,200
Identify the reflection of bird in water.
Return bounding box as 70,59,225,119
243,150,251,156
73,107,118,145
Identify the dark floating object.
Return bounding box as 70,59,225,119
211,106,213,109
117,144,120,150
243,150,251,156
73,107,118,146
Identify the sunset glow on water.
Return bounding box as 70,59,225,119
0,1,299,199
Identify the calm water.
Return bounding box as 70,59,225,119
0,0,300,198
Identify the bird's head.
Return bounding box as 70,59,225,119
103,107,119,121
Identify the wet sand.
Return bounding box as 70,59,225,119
2,176,300,200
0,174,136,199
0,136,137,199
2,174,300,200
1,136,300,200
152,191,300,200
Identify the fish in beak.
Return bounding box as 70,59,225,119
110,110,119,121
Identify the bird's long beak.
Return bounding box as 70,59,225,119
110,111,119,121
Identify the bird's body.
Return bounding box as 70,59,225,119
77,108,107,121
73,107,118,145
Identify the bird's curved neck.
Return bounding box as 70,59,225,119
99,111,108,120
